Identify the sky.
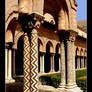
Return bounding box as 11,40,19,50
76,0,87,21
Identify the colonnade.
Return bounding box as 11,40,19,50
75,56,87,69
5,31,85,92
5,45,15,83
5,41,87,84
39,52,61,74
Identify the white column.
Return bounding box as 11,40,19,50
81,57,84,68
66,40,73,88
72,41,77,86
50,54,55,72
77,56,80,69
8,49,12,79
58,41,66,89
8,49,15,83
5,49,8,82
12,49,16,76
40,53,45,73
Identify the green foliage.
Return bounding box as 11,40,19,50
76,69,87,79
39,69,87,91
76,79,87,92
39,73,61,88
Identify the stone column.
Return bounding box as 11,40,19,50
24,33,31,92
66,40,74,88
40,53,45,73
30,29,39,92
12,49,16,77
50,54,55,72
5,48,8,82
71,40,77,86
8,49,15,83
65,31,83,92
59,56,61,72
58,41,66,89
81,56,84,68
77,56,80,69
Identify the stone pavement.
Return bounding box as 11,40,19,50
39,85,64,92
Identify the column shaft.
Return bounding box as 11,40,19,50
5,49,8,79
30,29,38,92
71,41,76,86
8,49,12,79
42,54,45,73
77,56,80,69
50,54,55,72
24,33,31,92
40,54,44,73
12,49,16,76
81,57,84,68
66,40,73,87
59,41,66,88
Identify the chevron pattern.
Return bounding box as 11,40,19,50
24,33,31,92
30,31,38,92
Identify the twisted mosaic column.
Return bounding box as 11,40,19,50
30,29,38,92
24,33,31,92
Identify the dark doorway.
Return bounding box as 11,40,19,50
45,43,51,73
15,36,24,75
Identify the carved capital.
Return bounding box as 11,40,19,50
64,30,78,42
18,13,44,33
5,42,13,49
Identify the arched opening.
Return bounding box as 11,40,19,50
55,44,60,72
44,42,52,73
38,38,44,73
75,48,79,69
15,36,24,75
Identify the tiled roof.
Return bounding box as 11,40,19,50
77,20,87,33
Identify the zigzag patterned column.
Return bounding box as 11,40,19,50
24,33,31,92
30,29,38,92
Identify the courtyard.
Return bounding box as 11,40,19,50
6,69,87,92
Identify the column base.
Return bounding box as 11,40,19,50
57,85,83,92
5,78,15,84
49,70,55,73
65,86,83,92
57,84,66,92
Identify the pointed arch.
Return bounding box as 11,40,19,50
46,41,54,53
80,48,84,56
38,38,44,52
76,47,80,56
